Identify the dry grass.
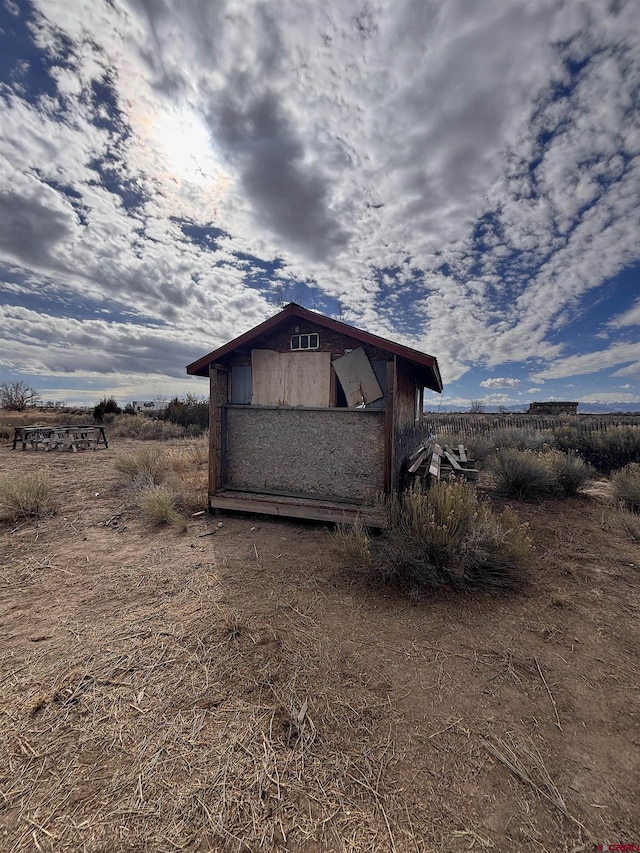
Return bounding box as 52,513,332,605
137,483,188,530
0,470,53,521
114,439,208,520
0,599,424,852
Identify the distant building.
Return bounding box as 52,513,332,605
528,401,578,416
131,400,168,413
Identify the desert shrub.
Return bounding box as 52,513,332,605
555,425,640,473
611,463,640,513
0,471,52,521
93,396,121,422
0,417,12,442
334,481,531,591
489,427,555,452
333,517,371,569
109,414,186,440
115,444,207,519
137,483,187,529
547,450,595,496
160,395,209,434
617,510,640,541
490,448,557,501
115,447,174,487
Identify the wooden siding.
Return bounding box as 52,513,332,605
223,406,385,502
392,360,423,490
224,317,392,367
208,365,229,495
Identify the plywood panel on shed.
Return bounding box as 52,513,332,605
251,350,331,407
224,406,385,501
332,347,383,407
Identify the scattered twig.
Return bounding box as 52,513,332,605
534,656,563,731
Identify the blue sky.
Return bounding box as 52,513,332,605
0,0,639,412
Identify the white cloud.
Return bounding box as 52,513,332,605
0,0,639,400
480,377,521,389
608,297,640,329
531,341,640,381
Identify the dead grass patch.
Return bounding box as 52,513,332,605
0,470,53,522
0,602,430,852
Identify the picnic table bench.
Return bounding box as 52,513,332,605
12,425,108,452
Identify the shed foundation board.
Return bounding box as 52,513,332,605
209,489,387,527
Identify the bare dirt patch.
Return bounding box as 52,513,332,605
1,438,639,852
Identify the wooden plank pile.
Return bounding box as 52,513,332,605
406,442,479,484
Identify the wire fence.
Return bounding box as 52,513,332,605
422,413,640,437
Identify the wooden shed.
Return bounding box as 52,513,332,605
186,303,442,525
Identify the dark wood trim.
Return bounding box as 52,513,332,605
383,357,396,495
187,303,442,391
208,365,218,497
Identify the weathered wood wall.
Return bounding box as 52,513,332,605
223,407,385,502
226,318,392,366
392,360,422,489
208,366,229,495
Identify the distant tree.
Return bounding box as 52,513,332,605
498,405,510,414
93,396,122,421
160,394,209,431
469,400,485,414
0,380,39,411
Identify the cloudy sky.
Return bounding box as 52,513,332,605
1,0,639,411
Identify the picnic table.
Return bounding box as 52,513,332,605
12,425,108,452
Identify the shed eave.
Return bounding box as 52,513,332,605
186,302,443,392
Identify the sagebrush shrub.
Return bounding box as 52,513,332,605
547,450,594,496
555,425,640,473
490,448,557,501
334,482,531,592
0,471,52,521
611,463,640,513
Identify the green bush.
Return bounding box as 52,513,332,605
547,450,595,496
160,395,208,434
490,448,558,501
0,471,52,521
611,463,640,513
334,481,531,592
93,396,121,422
555,425,640,473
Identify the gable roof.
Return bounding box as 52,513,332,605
186,302,443,392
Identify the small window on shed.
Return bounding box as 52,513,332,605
291,333,319,351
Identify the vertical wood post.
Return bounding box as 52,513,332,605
384,357,396,495
208,364,218,497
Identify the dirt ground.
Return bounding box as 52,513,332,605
1,436,639,852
